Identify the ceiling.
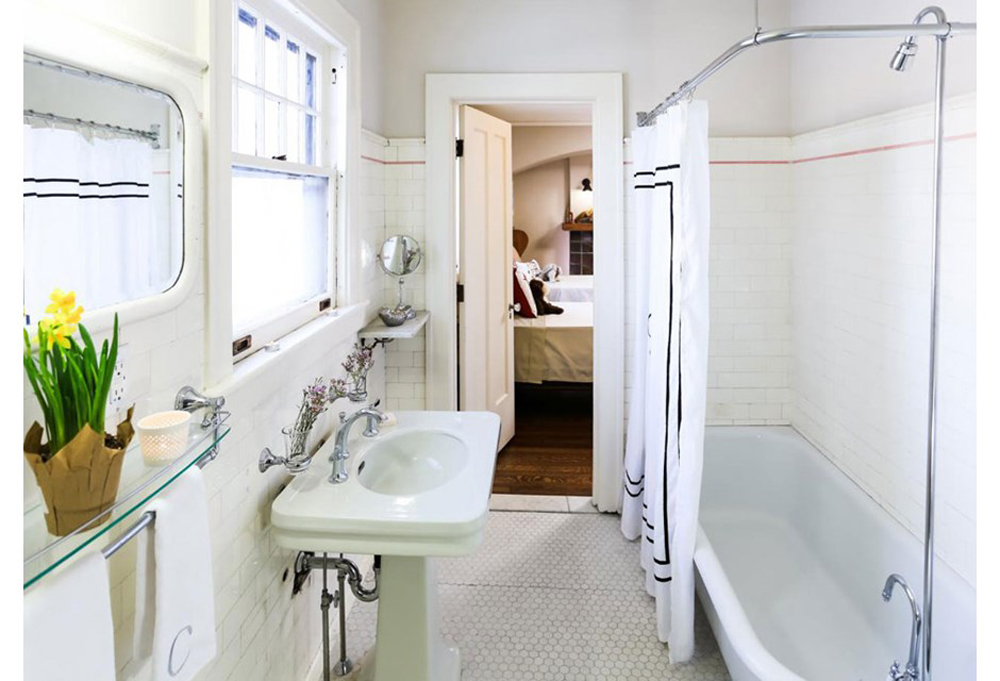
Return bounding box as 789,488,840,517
474,102,592,127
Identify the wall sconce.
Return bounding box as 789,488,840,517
581,178,593,191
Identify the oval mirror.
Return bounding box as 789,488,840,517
378,234,422,277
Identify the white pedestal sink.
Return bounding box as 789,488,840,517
271,411,501,681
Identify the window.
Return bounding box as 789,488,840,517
231,1,339,359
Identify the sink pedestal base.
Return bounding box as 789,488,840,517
359,556,459,681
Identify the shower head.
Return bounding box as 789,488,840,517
890,6,949,72
889,39,918,71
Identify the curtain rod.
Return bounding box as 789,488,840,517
636,20,977,127
24,109,161,145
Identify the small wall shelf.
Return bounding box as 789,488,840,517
359,310,430,344
23,413,231,589
562,222,594,231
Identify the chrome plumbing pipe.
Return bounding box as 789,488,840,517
636,20,975,127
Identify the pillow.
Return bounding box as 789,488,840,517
541,264,562,282
514,261,534,281
525,259,543,279
512,267,537,317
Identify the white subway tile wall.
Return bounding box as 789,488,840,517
381,115,975,586
789,95,976,586
24,130,390,681
381,139,427,411
624,138,794,431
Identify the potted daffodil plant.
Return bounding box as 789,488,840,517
23,290,134,536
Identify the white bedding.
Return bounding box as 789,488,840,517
546,275,594,303
514,301,593,383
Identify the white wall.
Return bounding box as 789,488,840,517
788,0,977,134
336,0,386,134
374,136,428,411
378,0,792,138
22,2,389,680
789,95,977,585
624,138,795,431
513,159,572,269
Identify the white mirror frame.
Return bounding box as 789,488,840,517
23,5,206,336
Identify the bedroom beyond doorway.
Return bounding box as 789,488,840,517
456,102,596,496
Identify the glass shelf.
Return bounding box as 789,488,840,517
23,414,231,589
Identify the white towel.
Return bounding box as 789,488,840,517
134,467,216,681
24,551,116,681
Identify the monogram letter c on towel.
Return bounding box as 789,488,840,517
168,625,193,677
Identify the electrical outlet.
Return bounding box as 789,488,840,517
106,343,128,427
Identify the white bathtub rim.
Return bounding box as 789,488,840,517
694,526,805,681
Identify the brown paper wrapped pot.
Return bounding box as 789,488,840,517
24,408,135,536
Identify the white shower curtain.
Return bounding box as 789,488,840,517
621,100,710,663
23,124,155,324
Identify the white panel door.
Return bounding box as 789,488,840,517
459,105,515,448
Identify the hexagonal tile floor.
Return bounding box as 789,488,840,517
344,510,730,680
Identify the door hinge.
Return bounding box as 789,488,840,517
456,139,464,158
456,283,465,303
232,334,252,356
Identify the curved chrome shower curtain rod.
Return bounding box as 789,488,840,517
637,20,976,127
637,8,976,681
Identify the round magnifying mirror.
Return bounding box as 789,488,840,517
378,235,423,277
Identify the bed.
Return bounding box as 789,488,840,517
513,301,593,383
545,275,594,303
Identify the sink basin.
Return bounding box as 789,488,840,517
270,411,500,681
271,410,501,556
358,430,467,496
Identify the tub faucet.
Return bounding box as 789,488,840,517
329,406,383,484
882,573,922,681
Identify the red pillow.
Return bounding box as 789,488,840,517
512,267,536,318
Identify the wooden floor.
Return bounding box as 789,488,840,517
492,382,593,496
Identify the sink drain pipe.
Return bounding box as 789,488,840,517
295,552,380,680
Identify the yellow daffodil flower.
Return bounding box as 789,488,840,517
34,288,84,350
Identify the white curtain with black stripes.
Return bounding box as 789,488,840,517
23,124,155,323
621,100,710,663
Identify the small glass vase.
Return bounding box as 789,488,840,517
282,424,312,475
347,375,368,403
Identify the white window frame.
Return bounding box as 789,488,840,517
229,0,342,362
207,0,362,387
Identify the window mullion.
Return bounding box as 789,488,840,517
277,26,286,160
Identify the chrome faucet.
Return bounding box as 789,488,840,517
330,406,383,484
883,573,922,681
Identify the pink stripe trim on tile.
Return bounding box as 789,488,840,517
624,132,975,167
362,155,425,165
788,132,976,164
709,159,789,166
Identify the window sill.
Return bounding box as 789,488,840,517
208,302,367,396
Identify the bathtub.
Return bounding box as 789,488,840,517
696,427,976,681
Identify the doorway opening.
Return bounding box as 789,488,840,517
457,103,595,496
424,73,624,511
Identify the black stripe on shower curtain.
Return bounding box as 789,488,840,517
631,164,682,583
23,177,150,199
